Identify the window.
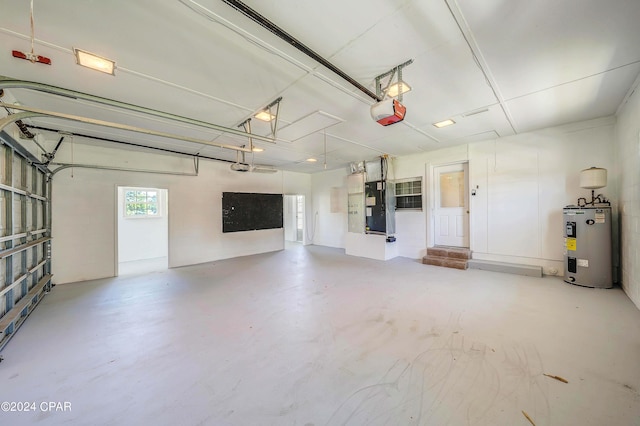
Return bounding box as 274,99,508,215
124,189,160,218
439,171,464,207
395,178,422,210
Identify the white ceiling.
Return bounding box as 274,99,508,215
1,0,639,173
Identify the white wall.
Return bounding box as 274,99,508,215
310,168,348,248
50,142,310,284
311,117,617,276
615,76,640,309
468,118,617,274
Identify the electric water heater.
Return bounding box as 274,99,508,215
563,206,612,288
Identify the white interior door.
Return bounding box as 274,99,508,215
434,163,469,247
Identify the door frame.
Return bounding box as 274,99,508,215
115,185,169,276
426,161,470,249
283,193,305,245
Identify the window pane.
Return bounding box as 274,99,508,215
440,171,464,208
124,188,162,218
134,203,146,215
395,182,408,195
397,195,422,209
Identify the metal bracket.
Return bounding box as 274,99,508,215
374,59,414,102
263,97,282,140
239,118,254,152
242,96,282,142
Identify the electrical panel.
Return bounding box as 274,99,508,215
364,180,395,234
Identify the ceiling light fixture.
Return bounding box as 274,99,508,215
254,110,275,122
386,82,412,98
433,119,456,128
74,48,116,75
252,146,264,152
306,158,317,162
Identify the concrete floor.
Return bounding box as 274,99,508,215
1,244,639,425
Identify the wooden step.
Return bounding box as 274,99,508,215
426,246,471,260
422,246,471,270
422,255,468,270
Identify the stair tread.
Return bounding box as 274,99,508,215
422,256,468,262
422,255,468,270
426,246,472,260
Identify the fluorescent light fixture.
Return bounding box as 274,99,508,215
74,49,115,75
433,119,456,128
252,147,264,152
386,82,411,98
254,110,275,122
306,158,317,162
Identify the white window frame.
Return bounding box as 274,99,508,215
395,177,423,211
123,187,162,219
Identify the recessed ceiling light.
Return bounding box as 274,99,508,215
306,158,317,162
74,48,115,75
433,119,455,128
386,82,412,98
254,110,275,122
252,147,264,152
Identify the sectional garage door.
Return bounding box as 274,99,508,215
0,132,52,351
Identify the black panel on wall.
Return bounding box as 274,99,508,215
365,180,386,233
222,192,283,233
